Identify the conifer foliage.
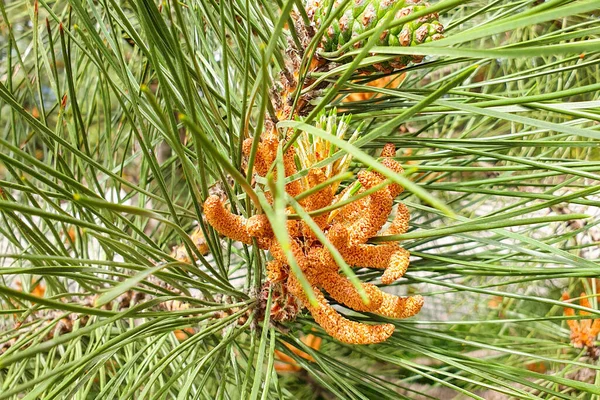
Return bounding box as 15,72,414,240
1,0,600,398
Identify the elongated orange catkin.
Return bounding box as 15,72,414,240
300,169,335,239
307,244,337,273
315,271,384,312
243,132,302,198
385,203,410,236
247,214,273,238
287,274,394,345
204,195,252,244
328,145,405,229
283,142,303,198
242,134,278,177
381,250,411,285
376,292,424,319
343,171,393,244
243,138,266,177
327,224,410,285
269,238,310,272
329,191,365,226
316,269,422,319
203,195,272,249
267,260,286,283
328,224,400,268
379,144,405,198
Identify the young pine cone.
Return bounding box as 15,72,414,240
306,0,444,72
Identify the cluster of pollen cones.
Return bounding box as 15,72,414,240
202,140,422,344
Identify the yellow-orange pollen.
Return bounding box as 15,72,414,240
202,139,423,345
